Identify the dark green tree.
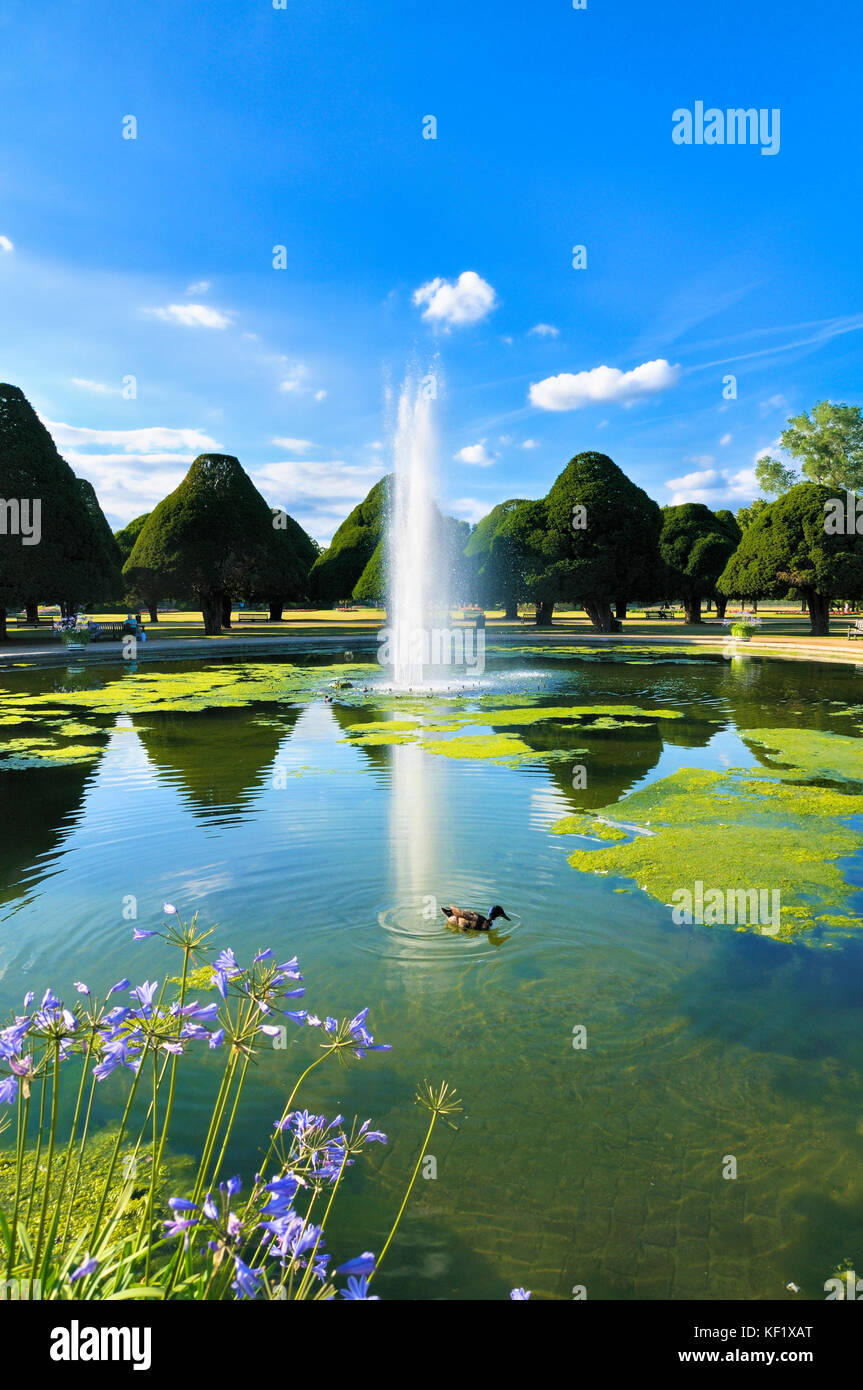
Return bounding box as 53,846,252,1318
464,499,527,617
498,453,662,630
308,476,391,604
244,508,318,620
74,478,124,611
114,513,150,564
123,454,280,634
659,502,740,625
717,482,863,634
0,383,116,637
352,538,385,604
115,513,161,620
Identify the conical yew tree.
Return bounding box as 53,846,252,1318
0,383,115,638
123,454,298,634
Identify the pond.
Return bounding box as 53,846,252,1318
2,643,863,1299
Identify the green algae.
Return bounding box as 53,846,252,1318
344,719,421,735
421,733,535,761
552,746,863,940
0,736,105,769
0,660,378,724
450,703,683,729
346,730,419,746
743,728,863,784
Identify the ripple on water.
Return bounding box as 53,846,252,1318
367,894,524,964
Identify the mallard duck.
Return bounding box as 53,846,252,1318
441,903,511,932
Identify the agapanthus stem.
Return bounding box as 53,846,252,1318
31,1041,61,1277
369,1110,437,1283
294,1150,350,1301
5,1085,29,1278
89,1061,145,1255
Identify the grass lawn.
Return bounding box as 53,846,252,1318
2,603,862,653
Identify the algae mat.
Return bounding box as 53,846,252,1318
552,727,863,941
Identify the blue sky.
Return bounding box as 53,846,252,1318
1,0,861,542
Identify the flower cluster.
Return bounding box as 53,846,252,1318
163,1113,387,1300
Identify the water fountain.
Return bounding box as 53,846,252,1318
387,374,448,688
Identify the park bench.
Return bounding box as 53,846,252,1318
847,620,863,640
643,609,667,620
237,612,267,622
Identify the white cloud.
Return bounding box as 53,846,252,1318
664,466,758,507
279,364,308,393
149,302,233,329
761,394,787,412
528,323,559,337
529,358,681,411
314,389,327,401
685,454,715,467
185,280,211,295
71,378,118,395
43,420,220,453
271,437,316,453
500,435,539,450
450,497,492,524
254,459,381,505
413,270,497,327
64,453,196,526
719,432,732,446
253,458,383,543
0,235,13,253
455,441,498,467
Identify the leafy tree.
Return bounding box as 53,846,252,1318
439,514,472,606
74,478,124,611
308,476,391,604
498,452,662,630
464,499,528,617
351,509,469,608
735,497,769,531
756,401,863,496
717,482,863,634
712,510,742,619
115,513,161,620
114,513,150,563
123,454,281,634
755,455,798,496
0,383,116,637
240,508,318,620
352,538,385,604
659,502,740,624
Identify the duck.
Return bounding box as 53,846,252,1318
441,903,511,932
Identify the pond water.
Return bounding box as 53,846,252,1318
2,644,863,1300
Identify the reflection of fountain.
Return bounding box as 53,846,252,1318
390,740,435,919
388,374,448,688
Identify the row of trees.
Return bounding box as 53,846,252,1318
0,385,318,637
3,381,861,638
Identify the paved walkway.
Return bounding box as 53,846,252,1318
1,625,861,669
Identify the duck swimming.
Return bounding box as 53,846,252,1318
441,903,511,932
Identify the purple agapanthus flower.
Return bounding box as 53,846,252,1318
339,1274,379,1300
231,1256,264,1300
336,1252,376,1277
510,1287,531,1299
